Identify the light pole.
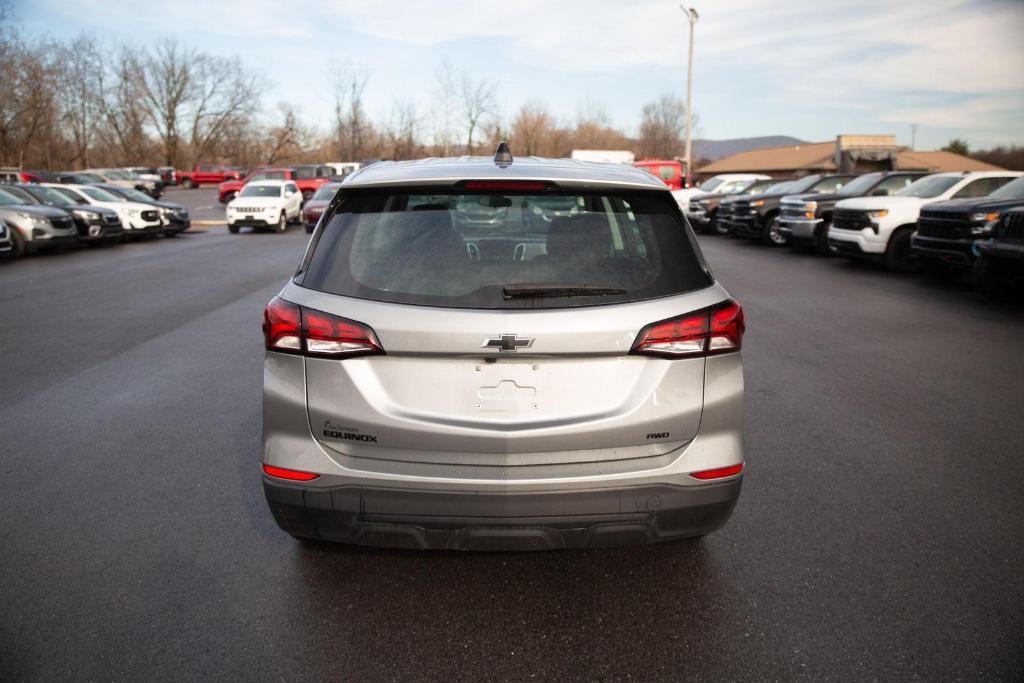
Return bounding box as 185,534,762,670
680,4,699,187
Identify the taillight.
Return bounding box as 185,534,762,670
690,463,744,480
262,463,319,481
631,300,744,359
263,297,382,358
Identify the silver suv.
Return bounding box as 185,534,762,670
261,145,746,550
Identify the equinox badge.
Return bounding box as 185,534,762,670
482,334,534,352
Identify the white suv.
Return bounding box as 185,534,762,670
829,171,1022,271
43,183,163,236
672,173,771,209
226,180,303,233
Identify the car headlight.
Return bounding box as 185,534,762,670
801,201,818,218
867,209,888,219
17,212,49,225
970,211,999,224
750,200,765,207
73,209,101,220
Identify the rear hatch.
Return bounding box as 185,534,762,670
288,184,724,470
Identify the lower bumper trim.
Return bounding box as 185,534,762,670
263,478,742,550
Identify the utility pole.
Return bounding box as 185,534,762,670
680,4,699,188
910,124,918,151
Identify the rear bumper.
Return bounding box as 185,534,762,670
911,234,974,267
263,477,742,550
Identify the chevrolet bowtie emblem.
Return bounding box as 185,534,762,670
482,334,534,352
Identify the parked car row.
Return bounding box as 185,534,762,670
1,166,165,198
683,170,1024,301
0,180,190,259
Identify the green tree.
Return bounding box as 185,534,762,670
942,138,970,156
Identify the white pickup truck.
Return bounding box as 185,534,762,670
828,171,1022,271
672,173,771,210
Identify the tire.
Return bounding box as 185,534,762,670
182,178,195,189
302,190,314,204
814,221,834,256
972,255,1011,302
884,227,921,272
276,213,287,233
714,219,731,236
763,215,787,247
228,223,240,234
305,223,315,234
222,191,237,204
8,227,26,258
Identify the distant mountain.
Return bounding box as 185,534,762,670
693,136,809,162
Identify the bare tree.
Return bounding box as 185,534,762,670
137,39,195,166
187,54,262,163
460,73,496,154
430,57,457,156
56,35,104,167
383,99,419,160
97,47,151,165
571,99,631,151
637,94,690,159
263,102,306,165
331,63,373,160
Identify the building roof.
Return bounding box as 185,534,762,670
697,141,1005,175
344,155,666,191
697,142,836,174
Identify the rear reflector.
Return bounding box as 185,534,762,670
263,297,383,358
690,463,744,480
460,180,552,191
631,300,744,359
262,464,320,481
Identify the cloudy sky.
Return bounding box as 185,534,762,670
16,0,1024,151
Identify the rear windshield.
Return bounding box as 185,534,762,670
300,189,711,309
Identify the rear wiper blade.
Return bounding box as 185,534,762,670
502,284,627,299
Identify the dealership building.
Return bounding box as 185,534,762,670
696,135,1004,179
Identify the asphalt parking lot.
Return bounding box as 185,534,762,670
1,187,1022,679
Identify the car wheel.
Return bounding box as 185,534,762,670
183,178,195,189
764,216,787,247
302,190,314,204
815,221,834,256
223,191,237,203
714,219,731,236
884,227,921,272
8,228,26,258
276,213,287,233
228,223,240,234
972,255,1011,302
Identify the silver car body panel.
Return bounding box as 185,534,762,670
262,155,745,547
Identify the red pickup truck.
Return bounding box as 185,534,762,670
177,165,243,188
218,165,336,203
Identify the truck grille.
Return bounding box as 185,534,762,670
916,211,970,240
998,211,1024,243
833,209,870,231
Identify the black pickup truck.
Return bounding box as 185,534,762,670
732,173,856,246
911,176,1024,272
686,178,777,234
972,206,1024,301
777,171,927,254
